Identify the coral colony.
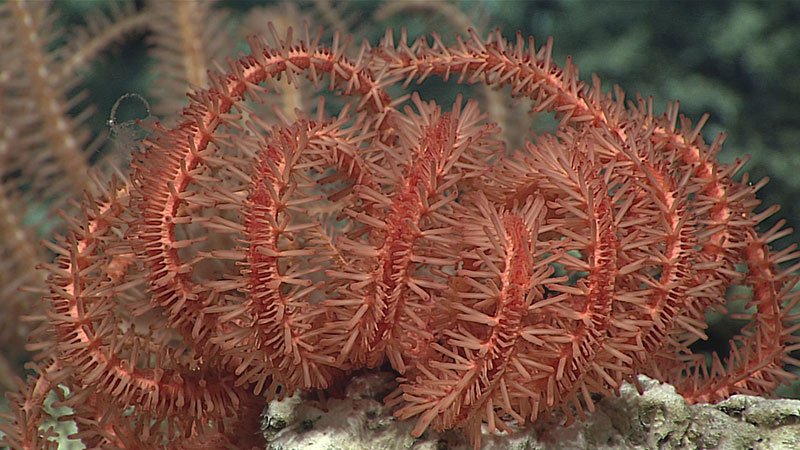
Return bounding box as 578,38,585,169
4,25,800,449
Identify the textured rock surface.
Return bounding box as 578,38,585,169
263,373,800,450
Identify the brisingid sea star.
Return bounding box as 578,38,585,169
4,26,799,450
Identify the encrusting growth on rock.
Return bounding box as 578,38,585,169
2,24,800,450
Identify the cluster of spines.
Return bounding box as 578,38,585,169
8,174,263,448
5,23,800,450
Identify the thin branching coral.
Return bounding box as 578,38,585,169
2,22,800,450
